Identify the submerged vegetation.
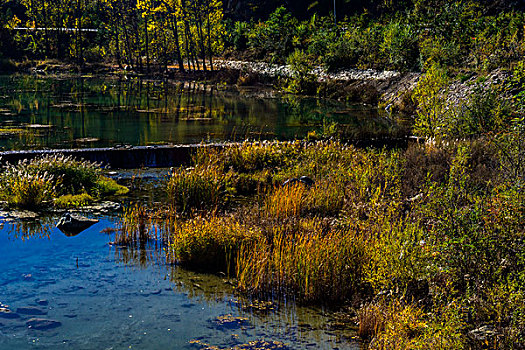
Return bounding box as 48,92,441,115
0,154,128,209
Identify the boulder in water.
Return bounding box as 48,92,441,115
26,318,62,331
56,213,99,236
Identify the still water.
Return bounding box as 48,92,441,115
0,75,381,349
0,75,402,150
0,218,357,349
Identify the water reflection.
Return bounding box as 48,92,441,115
3,218,52,241
0,217,358,349
0,75,405,150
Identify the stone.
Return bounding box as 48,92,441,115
0,308,20,319
3,210,39,220
212,314,249,329
56,213,99,236
282,176,315,188
469,325,499,342
17,307,47,316
26,318,62,331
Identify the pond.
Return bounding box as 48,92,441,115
0,75,405,150
0,75,391,349
0,217,358,349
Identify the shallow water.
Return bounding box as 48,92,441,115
0,217,358,349
0,75,402,150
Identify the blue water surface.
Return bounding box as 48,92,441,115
0,218,357,350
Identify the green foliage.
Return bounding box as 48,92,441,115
285,49,316,94
380,19,419,71
95,176,130,196
54,193,94,208
418,35,462,68
412,63,449,139
247,6,297,62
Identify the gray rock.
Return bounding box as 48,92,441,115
26,318,62,331
282,176,315,188
469,325,499,342
35,299,49,306
56,213,99,236
0,307,20,319
17,307,47,316
1,210,39,220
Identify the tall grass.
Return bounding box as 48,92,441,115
0,168,56,208
236,225,366,303
24,154,101,195
166,164,232,212
0,154,128,209
166,215,261,273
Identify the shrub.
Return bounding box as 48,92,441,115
321,29,361,71
247,7,297,62
285,49,316,94
419,35,462,68
380,19,419,71
412,62,450,139
370,301,465,349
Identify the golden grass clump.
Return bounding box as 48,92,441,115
264,183,307,219
264,180,345,219
116,205,158,246
236,226,366,303
167,215,261,272
166,164,232,212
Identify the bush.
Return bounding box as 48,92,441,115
285,49,316,94
419,35,462,68
380,19,419,71
412,62,450,139
247,7,297,62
